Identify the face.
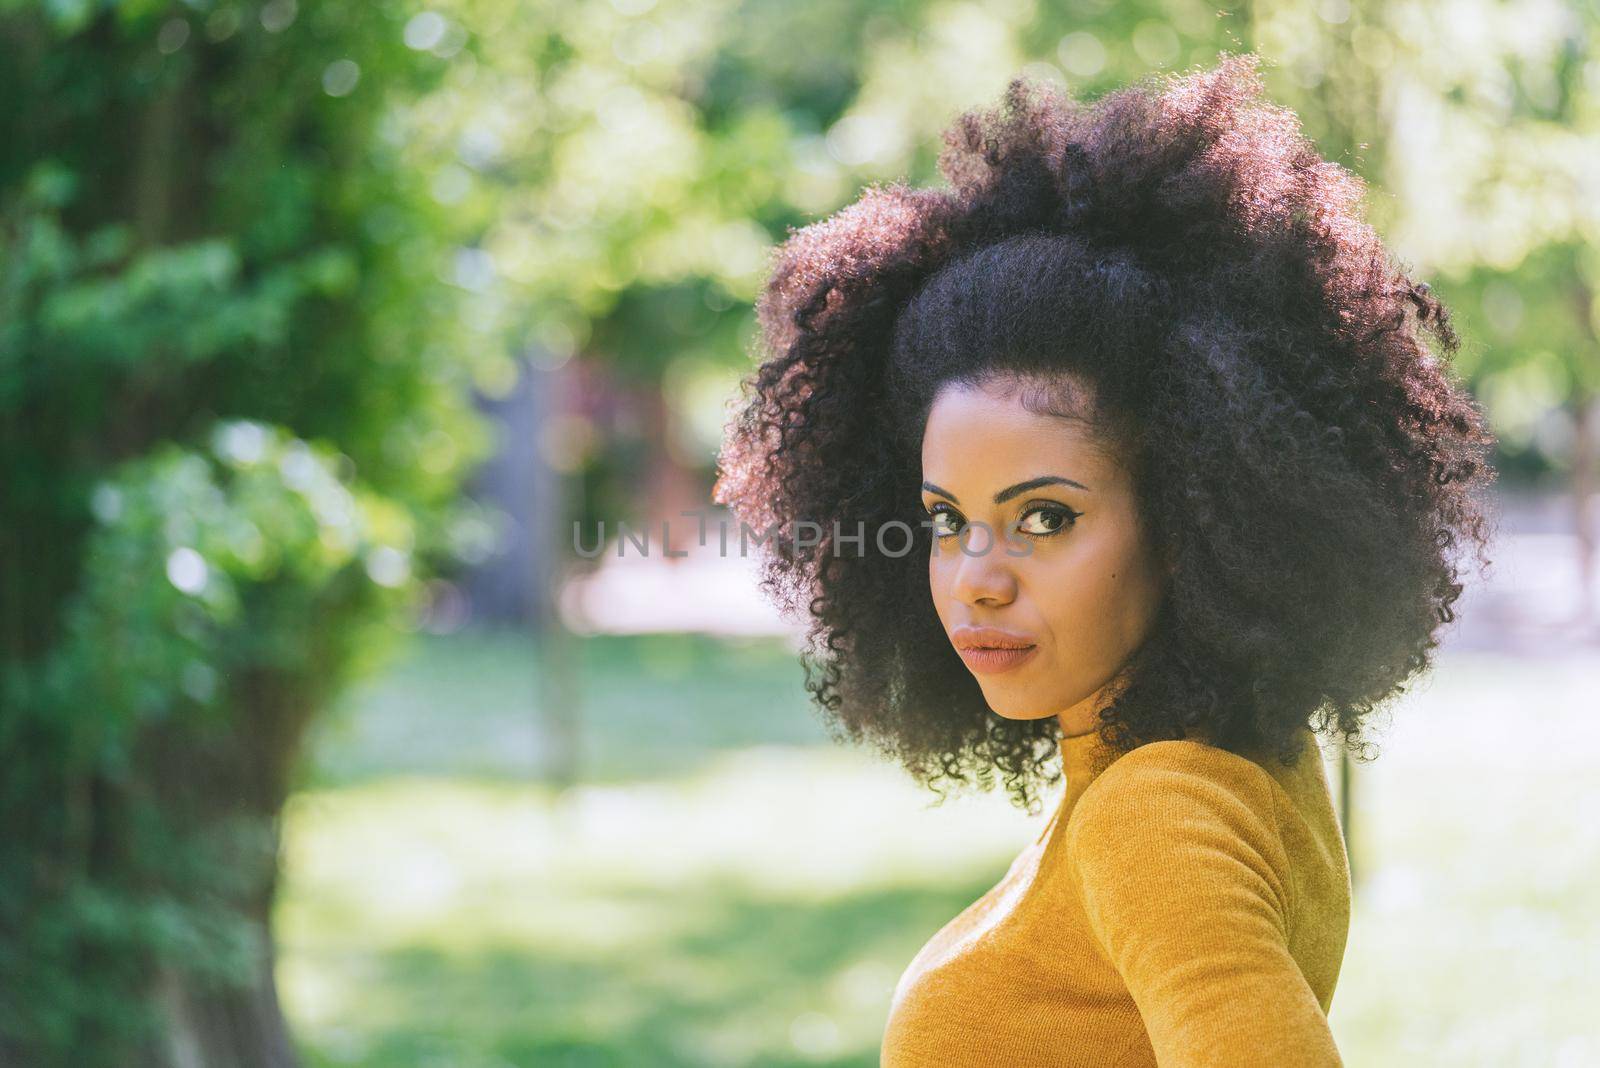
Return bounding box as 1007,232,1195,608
920,374,1167,736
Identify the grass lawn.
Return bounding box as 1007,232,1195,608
278,629,1600,1066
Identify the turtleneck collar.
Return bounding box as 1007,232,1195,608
1028,726,1124,846
1058,726,1121,809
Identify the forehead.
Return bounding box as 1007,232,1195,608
921,378,1112,487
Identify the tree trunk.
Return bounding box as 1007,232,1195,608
1573,386,1597,625
149,924,298,1068
125,666,317,1068
1572,271,1598,626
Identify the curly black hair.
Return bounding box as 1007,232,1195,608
713,53,1498,812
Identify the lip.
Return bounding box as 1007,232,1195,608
951,625,1038,676
957,645,1038,674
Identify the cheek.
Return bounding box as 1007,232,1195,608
928,550,955,616
1035,532,1150,650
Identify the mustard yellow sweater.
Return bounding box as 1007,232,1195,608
880,723,1351,1066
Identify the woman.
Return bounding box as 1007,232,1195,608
713,53,1496,1065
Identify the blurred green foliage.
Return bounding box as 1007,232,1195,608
0,0,490,1060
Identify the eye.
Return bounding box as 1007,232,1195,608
926,504,963,539
1016,503,1080,537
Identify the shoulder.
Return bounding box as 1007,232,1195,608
1053,742,1345,1065
1070,737,1281,828
1063,738,1290,903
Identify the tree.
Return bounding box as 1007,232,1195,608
0,2,489,1061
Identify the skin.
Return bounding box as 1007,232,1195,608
919,373,1169,738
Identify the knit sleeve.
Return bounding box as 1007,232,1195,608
1063,740,1343,1067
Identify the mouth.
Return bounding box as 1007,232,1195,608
955,644,1038,675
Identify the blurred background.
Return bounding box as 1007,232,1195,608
1,0,1597,1065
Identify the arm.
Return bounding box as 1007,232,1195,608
1064,742,1342,1067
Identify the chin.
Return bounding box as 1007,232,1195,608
982,696,1060,722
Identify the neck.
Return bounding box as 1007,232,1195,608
1056,677,1119,737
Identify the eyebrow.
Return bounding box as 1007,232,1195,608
921,475,1091,506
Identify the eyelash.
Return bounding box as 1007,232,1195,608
925,502,1081,540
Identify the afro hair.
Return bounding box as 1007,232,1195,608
713,52,1498,812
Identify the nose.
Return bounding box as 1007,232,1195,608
946,522,1018,607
